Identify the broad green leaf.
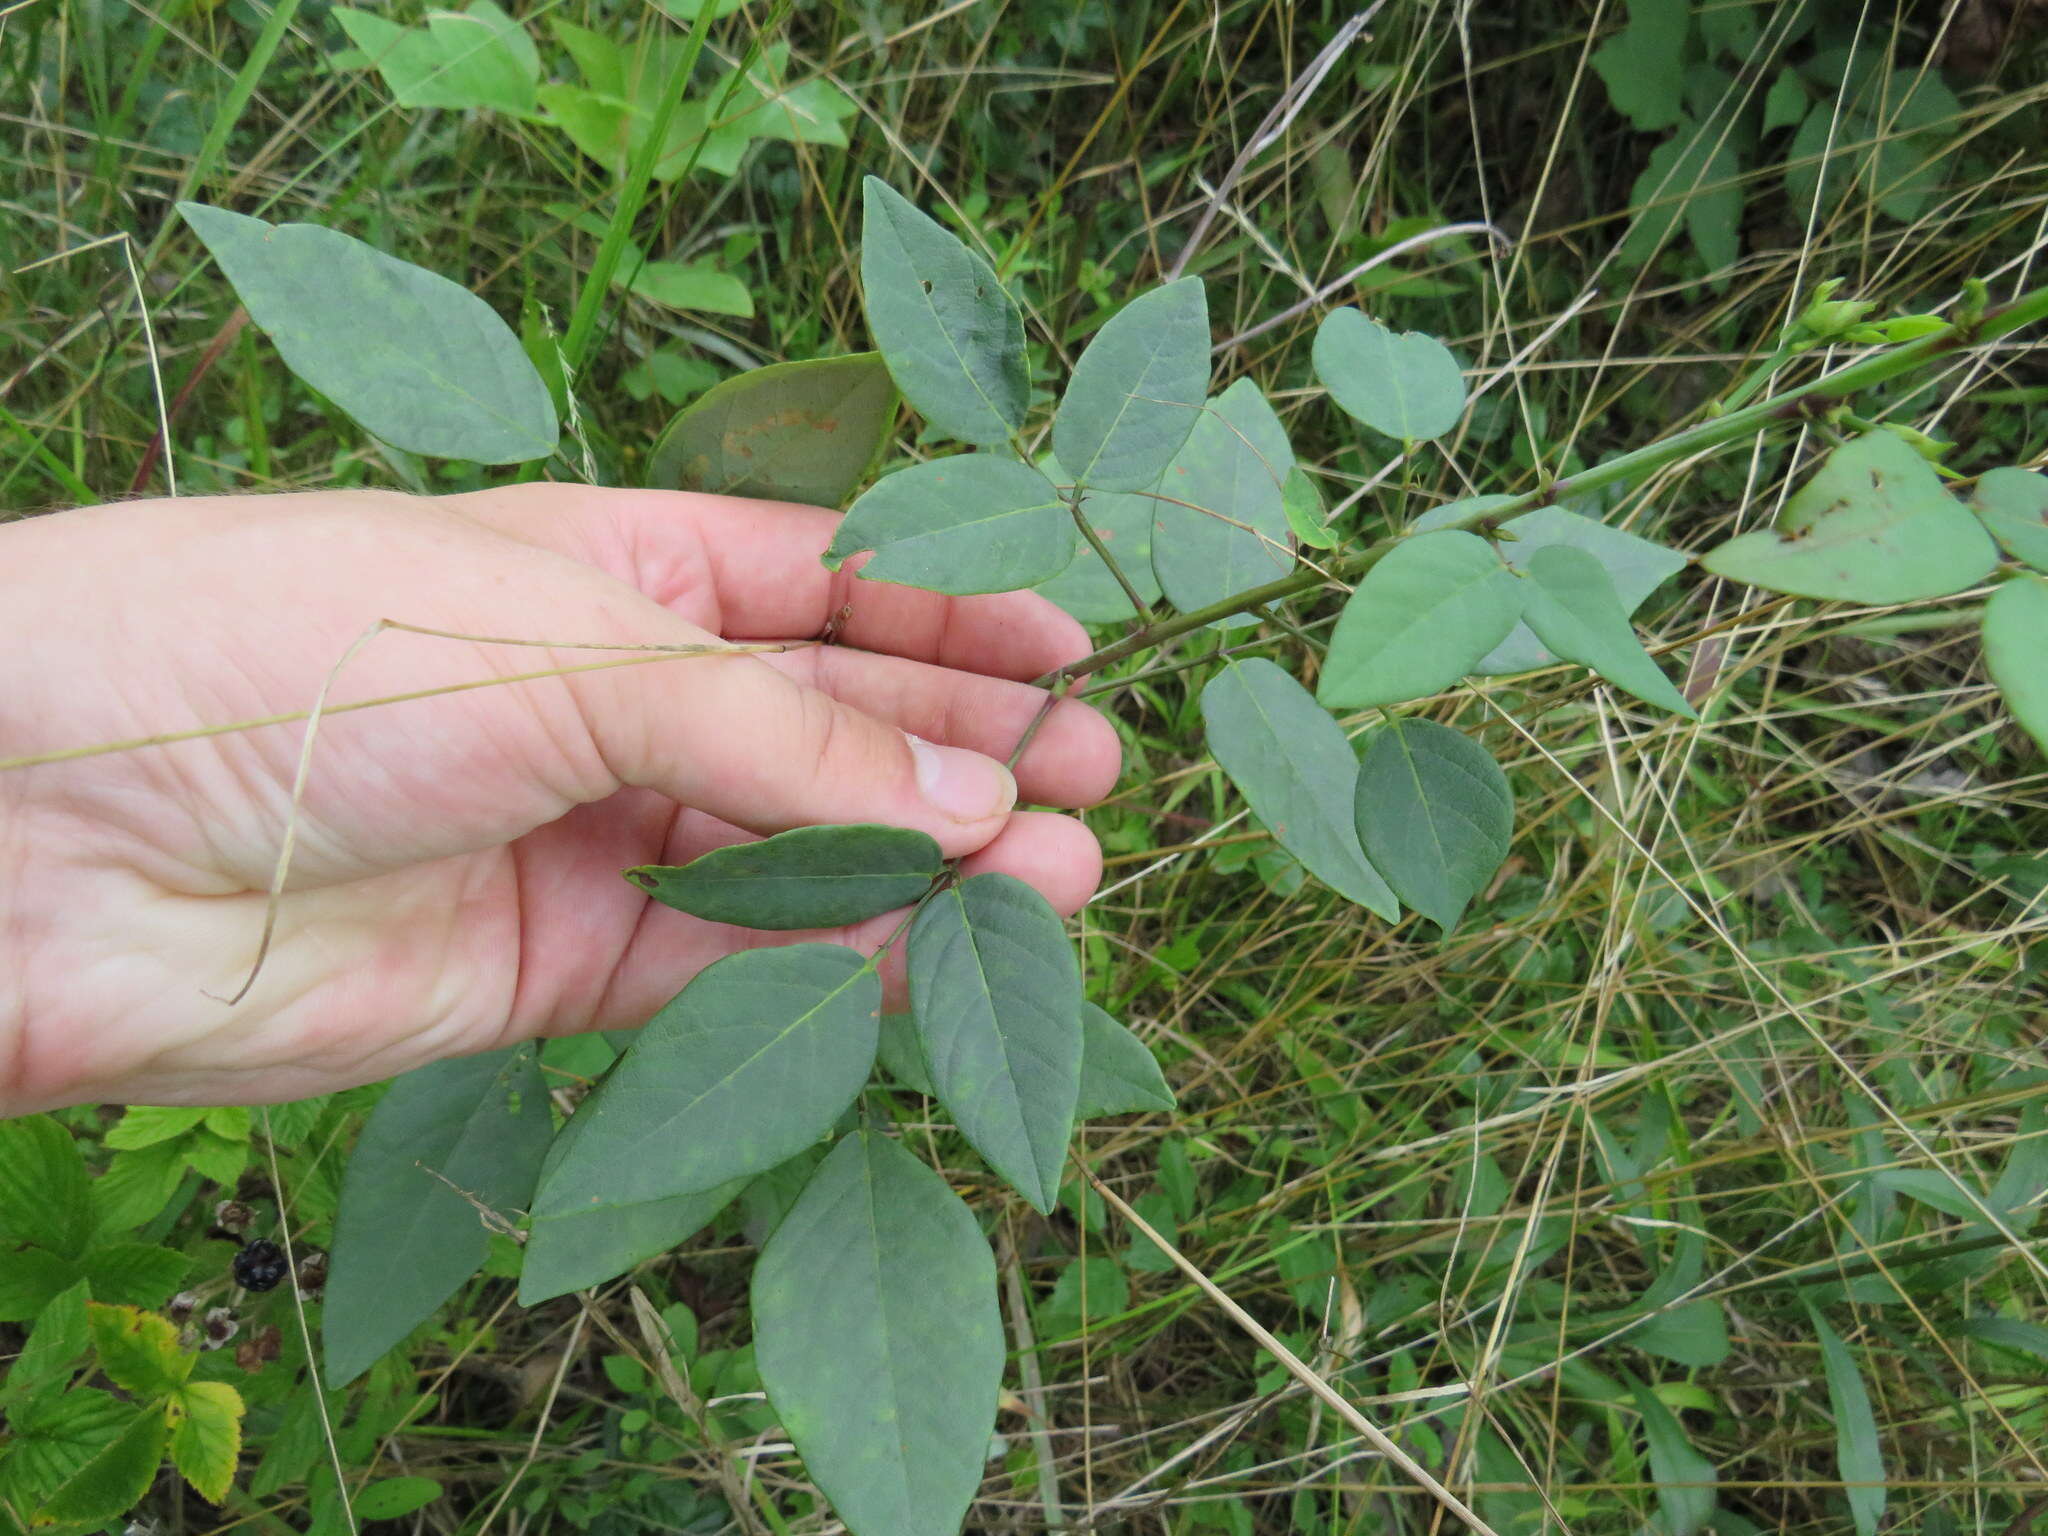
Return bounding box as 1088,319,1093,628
1630,1300,1730,1367
0,1115,91,1260
625,260,753,317
166,1380,244,1504
34,1406,166,1526
178,202,557,464
86,1304,192,1398
103,1105,209,1150
1074,1005,1175,1118
1982,576,2048,755
1630,1380,1718,1536
1701,432,1998,602
876,1010,935,1094
1033,482,1161,622
1313,307,1467,441
1971,466,2048,573
533,946,879,1216
1282,464,1338,549
3,1389,131,1509
1038,1256,1128,1331
908,873,1084,1213
753,1132,1003,1536
520,1177,744,1305
81,1244,190,1309
1318,531,1522,708
5,1282,89,1409
647,353,895,506
1590,0,1689,131
1200,658,1399,918
0,1248,78,1323
1619,119,1741,274
333,4,539,115
351,1476,446,1519
1150,377,1295,629
860,177,1027,446
1053,278,1210,491
626,825,942,929
1521,545,1697,716
324,1044,553,1387
1785,66,1963,224
825,454,1073,594
1762,67,1809,133
1809,1308,1886,1536
1354,719,1513,931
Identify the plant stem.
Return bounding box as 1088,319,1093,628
1064,488,1152,619
1035,286,2048,689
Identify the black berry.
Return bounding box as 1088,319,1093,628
233,1239,289,1292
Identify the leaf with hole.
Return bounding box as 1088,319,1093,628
1313,307,1467,441
1809,1307,1886,1536
166,1381,244,1505
1074,1006,1175,1118
1982,575,2048,755
533,946,878,1223
825,454,1073,594
626,825,941,930
860,177,1027,446
1318,531,1522,708
1354,719,1513,931
908,873,1083,1212
1701,432,1998,602
1150,377,1295,629
1971,466,2048,574
324,1044,552,1387
178,203,557,464
647,354,895,506
1520,545,1696,716
1053,278,1210,491
1201,659,1399,917
753,1132,1003,1536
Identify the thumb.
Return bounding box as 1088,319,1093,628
574,648,1019,856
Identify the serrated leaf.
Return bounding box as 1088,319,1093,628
0,1248,77,1324
166,1381,244,1504
825,454,1073,594
1521,545,1696,716
5,1282,90,1408
1809,1308,1886,1536
34,1405,165,1527
86,1304,192,1398
178,202,557,464
1354,719,1513,931
1201,659,1399,917
627,825,942,930
1313,307,1467,440
1590,0,1689,131
351,1476,445,1519
82,1245,190,1309
3,1388,132,1508
753,1132,1002,1536
1701,432,1998,602
324,1045,553,1387
1971,466,2048,573
1150,377,1294,630
533,946,879,1218
519,1177,743,1305
0,1116,91,1260
646,353,895,507
908,874,1083,1212
1318,531,1522,708
102,1106,209,1151
1630,1379,1718,1536
1074,1006,1175,1118
860,177,1027,446
1981,576,2048,755
1053,278,1210,491
1033,480,1162,622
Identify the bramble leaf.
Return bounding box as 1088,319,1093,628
627,825,942,930
166,1380,244,1504
825,454,1073,594
34,1405,166,1527
1319,531,1522,707
646,354,895,506
1354,719,1513,931
86,1304,192,1399
1053,278,1210,491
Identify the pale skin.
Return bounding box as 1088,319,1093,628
0,485,1121,1116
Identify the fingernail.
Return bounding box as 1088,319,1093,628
908,735,1016,822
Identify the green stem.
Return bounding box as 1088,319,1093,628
1036,287,2048,688
1064,488,1152,620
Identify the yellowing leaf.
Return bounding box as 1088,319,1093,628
166,1381,245,1504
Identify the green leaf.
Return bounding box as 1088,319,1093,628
5,1282,90,1409
1521,545,1697,716
86,1304,192,1398
1200,658,1399,918
351,1476,446,1519
166,1380,244,1504
82,1245,191,1309
34,1405,166,1527
1282,464,1338,550
0,1116,91,1260
1033,481,1162,622
2,1388,131,1509
324,1044,553,1387
0,1247,77,1324
519,1177,744,1305
1762,67,1809,134
1590,0,1689,131
177,202,557,464
1960,1315,2048,1363
334,2,537,114
1074,1006,1175,1118
1970,466,2048,573
1619,120,1741,275
1981,576,2048,755
102,1106,209,1151
753,1132,1003,1536
860,176,1027,446
624,260,753,317
1631,1300,1730,1367
1053,278,1210,491
908,873,1083,1213
876,1010,935,1095
1150,377,1295,630
1809,1308,1887,1536
1318,531,1522,708
1313,308,1466,440
1038,1256,1128,1331
825,454,1073,595
1701,432,1998,602
627,825,942,930
533,946,880,1217
1630,1380,1718,1536
1354,719,1513,931
646,353,895,507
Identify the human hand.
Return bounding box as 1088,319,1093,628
0,485,1119,1114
